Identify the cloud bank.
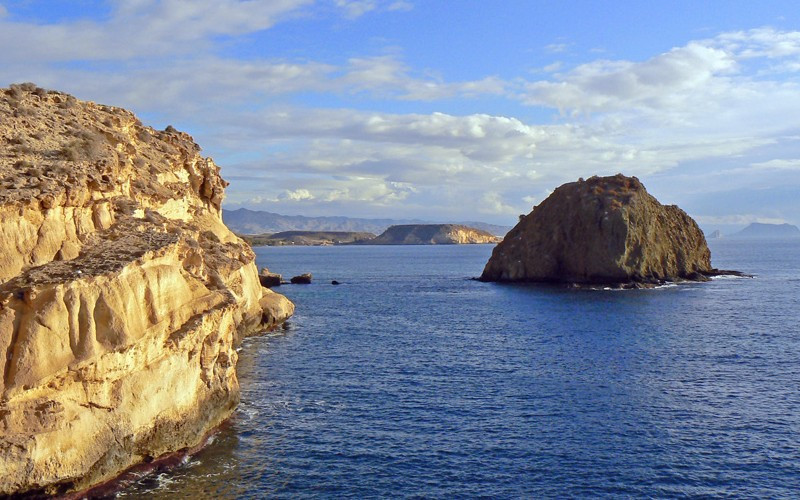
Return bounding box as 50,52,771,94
1,3,798,227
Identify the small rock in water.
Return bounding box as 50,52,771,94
290,273,312,284
331,280,340,285
259,267,282,287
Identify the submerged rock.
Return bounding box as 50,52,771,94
480,174,714,286
0,83,294,496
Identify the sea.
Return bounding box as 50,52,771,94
120,239,800,498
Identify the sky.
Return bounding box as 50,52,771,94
2,1,799,232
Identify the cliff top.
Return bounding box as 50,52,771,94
0,83,235,287
543,173,647,213
0,82,223,209
730,222,800,239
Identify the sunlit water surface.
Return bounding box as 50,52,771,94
120,239,800,498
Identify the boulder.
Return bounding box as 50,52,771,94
259,267,282,288
480,174,713,286
290,273,313,284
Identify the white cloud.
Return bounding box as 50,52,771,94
334,0,413,18
523,42,737,113
388,1,413,12
479,192,518,215
750,159,800,171
225,109,542,162
340,55,506,100
279,188,315,201
545,43,569,54
714,27,800,60
542,62,562,73
334,0,377,19
2,8,800,225
0,0,314,62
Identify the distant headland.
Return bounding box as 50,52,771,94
223,208,510,237
729,222,800,239
363,224,501,245
241,230,375,246
241,224,501,246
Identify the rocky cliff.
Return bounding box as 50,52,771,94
0,83,294,496
365,224,501,245
480,174,712,285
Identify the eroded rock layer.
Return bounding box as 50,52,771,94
480,174,712,285
0,83,294,496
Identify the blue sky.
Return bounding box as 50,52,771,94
2,1,799,232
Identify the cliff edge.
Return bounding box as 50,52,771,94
0,83,293,496
480,174,713,285
365,224,501,245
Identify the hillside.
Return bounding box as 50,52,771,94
242,231,375,246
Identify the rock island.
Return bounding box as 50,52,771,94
480,174,721,286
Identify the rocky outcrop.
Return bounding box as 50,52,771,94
480,174,714,285
365,224,501,245
0,83,293,496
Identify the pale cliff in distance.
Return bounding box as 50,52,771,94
730,222,800,239
480,174,732,286
363,224,501,245
0,83,293,496
223,208,512,237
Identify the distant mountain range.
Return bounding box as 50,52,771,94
728,222,800,239
222,208,512,237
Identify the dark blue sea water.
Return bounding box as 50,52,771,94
121,239,800,498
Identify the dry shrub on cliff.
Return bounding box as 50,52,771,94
13,159,34,170
8,136,33,155
13,106,36,117
58,129,106,161
58,141,82,161
137,129,153,143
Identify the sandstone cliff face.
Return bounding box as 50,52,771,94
0,83,294,496
480,174,712,285
366,224,501,245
